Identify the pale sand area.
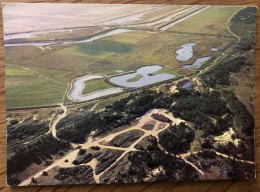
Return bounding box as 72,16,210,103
3,3,159,34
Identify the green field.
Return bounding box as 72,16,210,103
169,6,240,35
6,65,68,109
5,32,229,109
4,6,240,109
102,33,230,72
82,78,114,94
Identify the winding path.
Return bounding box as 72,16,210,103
50,103,67,139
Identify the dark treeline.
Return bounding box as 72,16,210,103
201,56,248,87
159,122,194,155
170,89,232,135
58,87,240,142
57,90,163,143
7,120,49,150
7,134,70,186
221,90,254,137
230,6,257,50
216,138,255,161
54,165,95,184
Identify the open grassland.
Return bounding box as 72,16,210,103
82,78,114,94
5,31,230,108
6,65,68,109
168,6,241,35
5,9,236,109
106,33,230,72
6,31,153,73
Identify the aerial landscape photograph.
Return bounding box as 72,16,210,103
2,3,257,186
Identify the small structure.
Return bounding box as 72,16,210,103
151,113,172,123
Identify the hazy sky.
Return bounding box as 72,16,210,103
2,3,159,34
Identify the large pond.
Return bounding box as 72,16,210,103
182,56,211,69
68,75,123,102
176,43,196,61
110,65,176,88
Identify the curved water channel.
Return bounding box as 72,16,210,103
68,75,123,102
5,29,132,47
68,65,176,102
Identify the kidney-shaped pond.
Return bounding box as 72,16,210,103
109,65,176,88
182,56,211,69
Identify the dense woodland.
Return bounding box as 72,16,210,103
201,56,248,87
7,134,70,186
56,90,161,143
230,6,257,50
7,120,49,150
111,137,199,183
159,122,194,155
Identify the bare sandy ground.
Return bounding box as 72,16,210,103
3,3,158,34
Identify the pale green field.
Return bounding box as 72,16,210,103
6,65,68,109
105,33,230,72
82,78,113,94
168,6,241,35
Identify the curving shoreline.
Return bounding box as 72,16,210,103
67,75,124,102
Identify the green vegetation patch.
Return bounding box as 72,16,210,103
77,40,131,57
107,33,229,74
149,67,180,77
82,78,114,95
159,122,194,155
169,6,241,35
7,133,70,186
126,74,143,82
6,65,68,109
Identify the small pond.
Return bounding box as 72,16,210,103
176,43,196,61
182,81,192,89
182,56,211,69
211,48,218,51
116,70,124,73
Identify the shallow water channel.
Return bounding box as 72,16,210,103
5,29,132,47
68,75,123,102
